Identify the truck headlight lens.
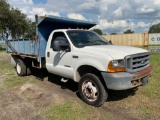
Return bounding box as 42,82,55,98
107,60,125,72
112,60,119,67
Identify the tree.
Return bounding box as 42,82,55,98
148,23,160,33
9,8,29,38
92,29,103,35
0,0,11,38
124,29,134,34
23,21,36,39
0,0,32,39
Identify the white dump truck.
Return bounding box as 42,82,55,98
6,15,152,106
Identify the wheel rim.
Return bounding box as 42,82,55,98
82,80,98,102
17,62,21,74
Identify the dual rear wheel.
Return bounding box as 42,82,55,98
16,59,32,76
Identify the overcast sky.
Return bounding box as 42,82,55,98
7,0,160,34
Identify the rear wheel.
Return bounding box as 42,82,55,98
25,59,33,76
78,73,108,107
16,59,27,76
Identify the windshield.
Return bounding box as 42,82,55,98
67,30,109,48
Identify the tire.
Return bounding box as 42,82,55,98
78,73,108,107
16,59,27,76
26,62,32,75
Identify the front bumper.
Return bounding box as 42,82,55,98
101,65,152,90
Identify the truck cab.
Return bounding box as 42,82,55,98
45,28,152,106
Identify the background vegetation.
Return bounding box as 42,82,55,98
0,0,35,39
148,23,160,33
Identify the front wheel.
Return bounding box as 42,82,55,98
78,73,108,107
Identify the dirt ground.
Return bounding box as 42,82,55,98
0,70,146,120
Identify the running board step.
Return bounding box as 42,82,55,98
61,78,68,83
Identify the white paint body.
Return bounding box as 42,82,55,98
45,29,148,82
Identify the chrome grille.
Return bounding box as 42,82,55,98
125,52,150,72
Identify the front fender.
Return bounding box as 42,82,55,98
73,58,108,82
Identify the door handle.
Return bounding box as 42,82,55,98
47,52,50,57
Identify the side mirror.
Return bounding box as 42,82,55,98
59,38,70,52
52,40,60,51
52,37,70,52
59,39,70,47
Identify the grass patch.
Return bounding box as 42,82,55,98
0,52,14,76
0,44,6,52
138,106,152,117
4,76,29,89
0,60,14,76
119,53,160,119
138,105,160,120
0,51,37,91
142,53,160,99
45,100,114,120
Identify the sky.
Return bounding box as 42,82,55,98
7,0,160,34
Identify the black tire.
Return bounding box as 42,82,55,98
16,59,27,76
25,59,32,76
78,73,108,107
26,62,32,75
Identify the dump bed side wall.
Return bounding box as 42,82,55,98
6,39,39,57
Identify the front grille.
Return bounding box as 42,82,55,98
125,52,150,72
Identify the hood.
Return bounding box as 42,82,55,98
82,45,148,59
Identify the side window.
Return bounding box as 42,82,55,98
51,32,69,51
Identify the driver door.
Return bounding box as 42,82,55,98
46,32,73,79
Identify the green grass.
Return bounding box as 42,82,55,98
0,44,6,52
0,51,36,91
4,76,29,89
135,53,160,119
118,53,160,119
138,104,160,120
142,54,160,98
45,100,114,120
0,60,14,76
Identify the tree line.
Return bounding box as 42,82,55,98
0,0,35,39
94,22,160,35
111,23,160,35
122,23,160,34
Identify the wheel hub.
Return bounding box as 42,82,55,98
82,81,98,102
17,63,21,74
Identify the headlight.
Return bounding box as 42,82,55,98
107,59,125,72
112,60,119,67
